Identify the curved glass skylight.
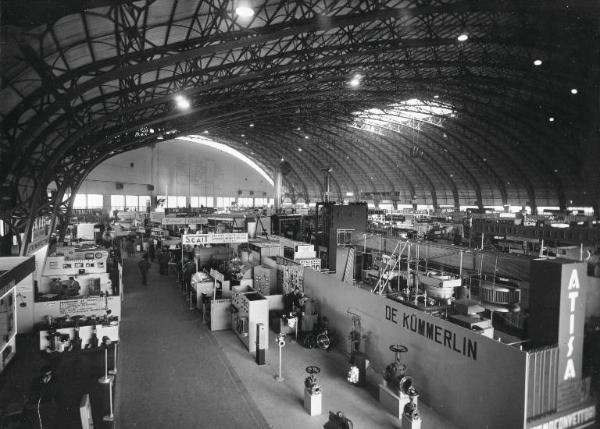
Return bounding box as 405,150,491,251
352,98,455,134
177,135,274,186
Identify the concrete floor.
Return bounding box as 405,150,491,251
115,256,461,429
114,258,269,429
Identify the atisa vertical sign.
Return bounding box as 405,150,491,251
558,262,587,382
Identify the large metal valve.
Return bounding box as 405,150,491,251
304,366,321,394
384,344,409,393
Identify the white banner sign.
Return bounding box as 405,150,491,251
150,212,165,222
186,217,208,225
162,218,187,225
210,269,225,283
162,217,208,225
183,233,248,245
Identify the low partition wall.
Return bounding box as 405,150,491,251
304,268,527,429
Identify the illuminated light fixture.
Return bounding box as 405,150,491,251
457,33,468,42
296,127,301,131
349,73,362,87
249,123,254,127
549,116,555,122
298,148,302,152
203,130,209,134
304,135,309,139
175,95,190,110
178,135,273,186
570,88,578,95
433,95,439,99
157,135,164,140
280,157,285,162
533,59,543,66
235,6,254,17
241,134,245,137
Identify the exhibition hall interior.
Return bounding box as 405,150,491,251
1,1,599,428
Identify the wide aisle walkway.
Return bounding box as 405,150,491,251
114,257,269,429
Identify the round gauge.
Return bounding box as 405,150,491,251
94,252,103,259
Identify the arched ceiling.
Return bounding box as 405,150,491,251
1,0,600,224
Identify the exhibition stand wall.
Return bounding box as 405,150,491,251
33,245,122,352
303,258,596,429
303,267,527,429
231,285,269,352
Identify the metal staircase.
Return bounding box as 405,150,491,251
372,240,408,295
341,247,355,284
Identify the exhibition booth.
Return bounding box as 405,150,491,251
0,256,36,374
301,257,596,429
34,244,122,352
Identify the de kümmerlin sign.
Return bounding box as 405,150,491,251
385,304,478,360
183,233,248,245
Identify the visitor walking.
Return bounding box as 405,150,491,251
158,247,169,275
148,240,156,262
138,254,151,285
125,238,135,257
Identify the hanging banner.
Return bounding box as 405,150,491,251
162,217,207,225
150,212,165,222
162,218,187,225
185,217,208,225
183,233,248,245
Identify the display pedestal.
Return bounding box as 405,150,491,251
378,383,410,419
303,388,322,416
349,351,369,387
402,413,422,429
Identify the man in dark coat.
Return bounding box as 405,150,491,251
148,240,156,262
23,366,61,429
182,259,196,294
158,248,170,275
138,254,151,285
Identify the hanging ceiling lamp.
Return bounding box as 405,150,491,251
235,1,254,18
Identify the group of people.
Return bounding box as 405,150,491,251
137,246,177,285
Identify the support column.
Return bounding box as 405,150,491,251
103,194,111,217
59,193,75,243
